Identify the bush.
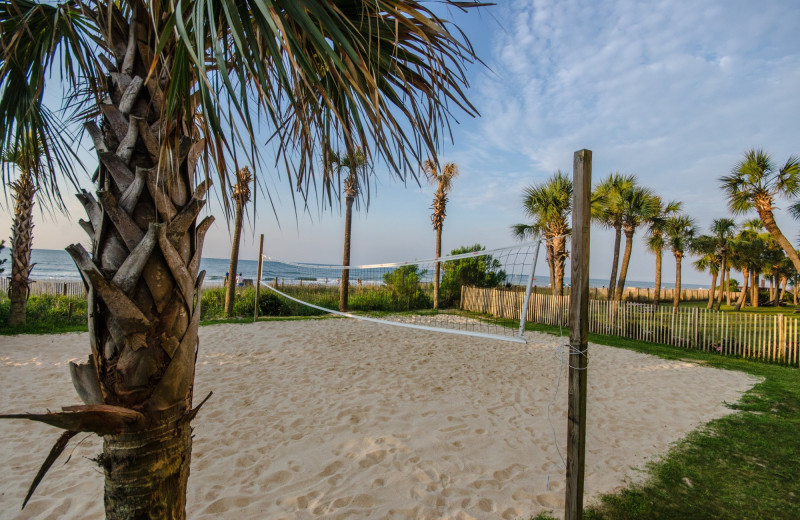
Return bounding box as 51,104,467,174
440,244,506,307
382,265,432,310
0,293,88,334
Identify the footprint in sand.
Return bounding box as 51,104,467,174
319,460,344,477
536,494,565,509
262,470,292,491
359,450,388,468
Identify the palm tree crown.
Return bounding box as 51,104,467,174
512,171,572,296
720,149,800,272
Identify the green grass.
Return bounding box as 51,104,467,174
522,322,800,520
679,300,800,317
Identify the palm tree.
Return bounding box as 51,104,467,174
224,167,252,316
2,140,41,326
729,223,766,310
330,148,367,312
709,218,737,309
692,235,720,309
592,173,635,300
720,149,800,273
665,214,697,309
614,184,658,300
423,159,459,309
645,198,682,307
512,171,572,296
0,1,484,516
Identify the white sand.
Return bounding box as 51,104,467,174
0,319,759,519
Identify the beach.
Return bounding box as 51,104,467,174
0,319,759,519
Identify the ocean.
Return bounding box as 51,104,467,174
0,249,710,289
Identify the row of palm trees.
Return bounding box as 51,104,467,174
515,149,800,310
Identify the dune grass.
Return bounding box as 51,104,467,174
522,322,800,520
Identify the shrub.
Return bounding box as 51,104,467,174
440,244,506,307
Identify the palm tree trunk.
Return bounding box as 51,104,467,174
752,272,759,308
707,270,718,309
102,413,192,518
553,235,566,296
7,169,36,326
653,249,662,307
725,267,732,306
779,276,788,303
614,228,634,301
607,225,622,300
673,251,682,310
224,199,245,316
340,194,354,312
11,16,212,517
734,268,749,311
759,206,800,273
546,241,556,295
715,252,727,310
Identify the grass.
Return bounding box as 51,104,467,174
522,321,800,520
680,301,800,317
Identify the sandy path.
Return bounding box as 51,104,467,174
0,319,759,519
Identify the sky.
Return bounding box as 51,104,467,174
2,0,799,286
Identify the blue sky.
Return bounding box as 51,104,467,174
3,0,800,286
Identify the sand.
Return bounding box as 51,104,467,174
0,319,759,519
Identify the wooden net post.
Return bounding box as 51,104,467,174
565,149,591,520
253,234,264,322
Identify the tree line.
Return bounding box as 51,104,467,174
514,149,800,310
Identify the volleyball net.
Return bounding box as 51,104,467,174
259,242,542,343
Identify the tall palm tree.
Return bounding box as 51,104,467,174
720,149,800,272
614,184,658,300
512,171,572,296
224,166,252,316
330,148,367,312
423,159,459,309
645,198,682,307
592,173,635,300
665,214,697,310
2,140,41,326
0,1,485,516
692,235,720,309
709,218,737,309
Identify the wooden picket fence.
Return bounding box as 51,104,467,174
0,278,86,297
460,286,799,367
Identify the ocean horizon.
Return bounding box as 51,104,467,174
0,249,713,290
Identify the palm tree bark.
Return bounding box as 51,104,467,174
11,13,212,518
725,267,732,306
779,276,788,303
673,251,683,310
553,235,566,296
614,227,634,301
7,169,36,326
607,225,622,300
715,251,727,310
432,226,442,310
340,189,355,312
707,271,718,309
752,272,760,308
653,249,663,307
224,198,245,316
734,268,749,311
758,206,800,273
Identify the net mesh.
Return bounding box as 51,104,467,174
260,242,541,343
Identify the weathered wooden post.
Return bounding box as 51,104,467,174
566,149,591,520
253,234,264,322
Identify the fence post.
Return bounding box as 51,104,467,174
566,149,591,520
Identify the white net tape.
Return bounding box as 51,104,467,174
259,242,542,343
